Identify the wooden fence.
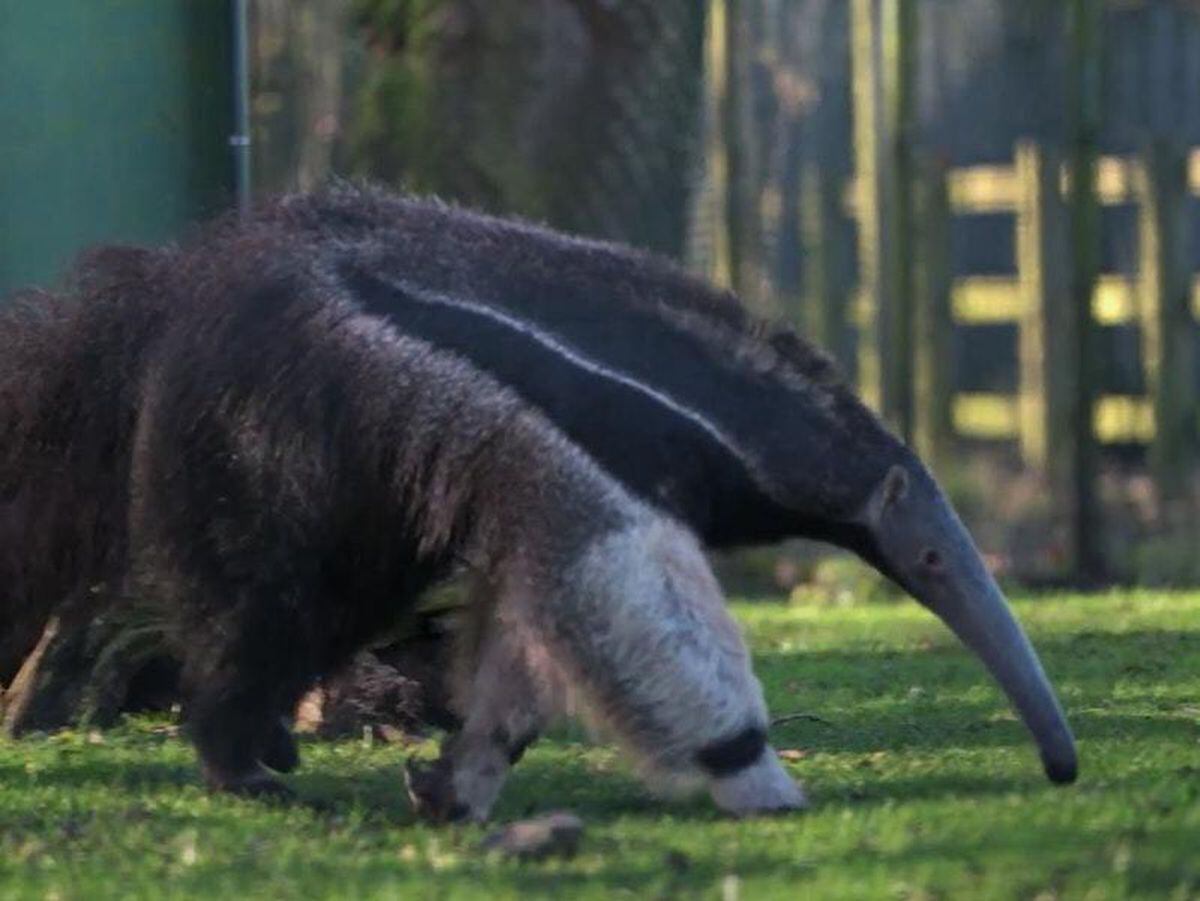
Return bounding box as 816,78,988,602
844,143,1200,458
691,0,1199,577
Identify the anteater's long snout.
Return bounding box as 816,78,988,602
923,526,1078,784
868,467,1077,784
942,572,1077,783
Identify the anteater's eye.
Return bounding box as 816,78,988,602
920,548,943,571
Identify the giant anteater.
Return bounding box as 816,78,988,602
3,185,1077,798
0,232,803,818
256,186,1078,787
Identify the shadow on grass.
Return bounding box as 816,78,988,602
0,755,194,793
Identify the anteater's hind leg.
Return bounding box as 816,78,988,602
405,619,544,823
181,597,315,798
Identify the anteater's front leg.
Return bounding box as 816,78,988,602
529,518,807,817
416,519,807,821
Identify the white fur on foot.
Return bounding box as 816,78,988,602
709,751,807,817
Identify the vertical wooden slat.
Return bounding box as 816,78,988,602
721,0,767,311
913,154,954,471
851,0,886,412
1137,139,1196,493
703,0,733,289
882,0,918,442
852,0,916,439
1065,0,1105,579
722,0,746,292
799,161,848,364
1015,140,1071,477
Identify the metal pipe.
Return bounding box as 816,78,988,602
230,0,252,215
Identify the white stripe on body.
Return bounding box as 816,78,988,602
364,274,778,498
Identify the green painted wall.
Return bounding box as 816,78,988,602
0,1,232,297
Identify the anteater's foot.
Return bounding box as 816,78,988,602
260,718,300,773
203,765,295,802
403,757,469,824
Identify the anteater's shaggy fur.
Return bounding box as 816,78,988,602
0,226,803,818
0,249,164,686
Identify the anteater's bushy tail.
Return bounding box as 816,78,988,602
0,246,169,681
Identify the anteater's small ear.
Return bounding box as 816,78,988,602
860,464,909,526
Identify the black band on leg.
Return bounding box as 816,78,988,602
695,726,767,776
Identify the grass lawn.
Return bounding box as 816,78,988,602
1,592,1197,899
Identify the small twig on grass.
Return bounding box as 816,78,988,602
771,712,833,728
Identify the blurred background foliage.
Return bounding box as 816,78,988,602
249,0,1200,592
255,0,706,257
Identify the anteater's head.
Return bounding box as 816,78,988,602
826,453,1078,786
743,331,1077,786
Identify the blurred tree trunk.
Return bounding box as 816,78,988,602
720,0,768,310
347,0,708,259
295,1,346,190
251,0,348,194
692,0,855,326
851,0,918,438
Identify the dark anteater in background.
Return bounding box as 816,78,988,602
256,185,1078,786
0,234,805,819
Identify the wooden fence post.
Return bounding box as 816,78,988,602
1015,140,1071,480
1136,139,1196,495
721,0,768,312
702,0,734,290
851,0,917,440
1065,0,1104,580
913,154,954,471
800,161,849,365
851,0,887,412
883,0,917,442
